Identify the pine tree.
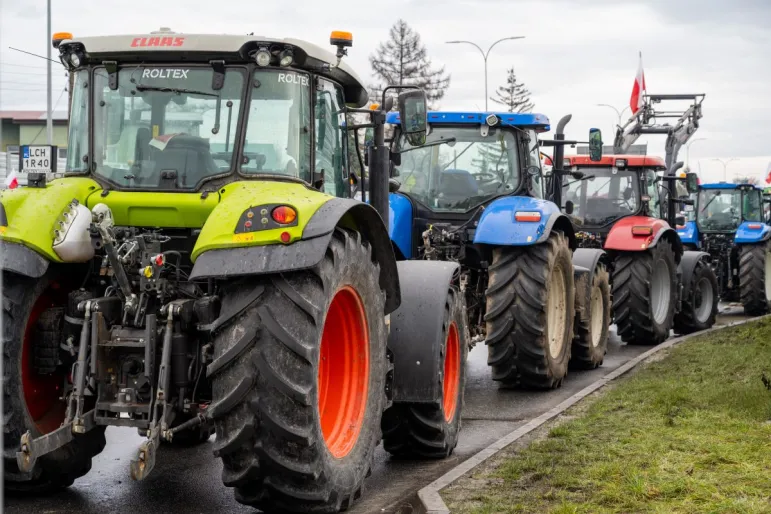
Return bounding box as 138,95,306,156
491,67,534,113
369,19,451,109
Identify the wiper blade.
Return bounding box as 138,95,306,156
134,85,219,97
400,138,457,155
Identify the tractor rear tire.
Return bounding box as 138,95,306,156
570,264,611,370
739,243,770,316
612,240,677,345
209,228,387,514
674,259,718,334
381,287,468,458
485,232,575,389
3,271,106,494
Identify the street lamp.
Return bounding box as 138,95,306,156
445,37,525,111
685,138,707,168
713,158,737,181
596,104,630,132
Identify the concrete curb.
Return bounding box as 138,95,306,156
418,315,767,514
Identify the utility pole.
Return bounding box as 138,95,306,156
46,0,53,145
445,37,525,111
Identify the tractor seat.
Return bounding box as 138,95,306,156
438,169,479,205
151,135,219,187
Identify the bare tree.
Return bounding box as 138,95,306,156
491,67,534,113
733,175,760,185
369,19,451,109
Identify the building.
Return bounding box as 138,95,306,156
0,110,69,153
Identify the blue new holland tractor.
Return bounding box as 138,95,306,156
678,181,771,314
383,111,611,390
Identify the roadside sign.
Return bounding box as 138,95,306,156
18,145,57,174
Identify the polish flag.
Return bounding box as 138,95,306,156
630,52,646,115
764,162,771,184
4,170,18,189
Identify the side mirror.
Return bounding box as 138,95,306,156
588,128,603,162
685,172,699,194
564,200,574,215
364,127,374,147
397,89,427,147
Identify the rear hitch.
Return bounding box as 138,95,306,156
16,409,97,472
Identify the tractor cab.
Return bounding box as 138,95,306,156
561,155,668,232
695,182,765,234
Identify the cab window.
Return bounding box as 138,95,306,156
315,78,348,197
526,130,544,199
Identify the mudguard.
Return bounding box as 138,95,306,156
678,251,711,298
734,221,771,244
676,220,700,247
473,196,575,247
604,216,683,257
572,248,607,277
0,240,49,278
388,192,413,259
0,177,101,262
191,197,401,314
388,260,462,403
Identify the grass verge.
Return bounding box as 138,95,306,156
443,318,771,513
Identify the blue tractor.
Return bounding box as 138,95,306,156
383,111,611,391
678,181,771,314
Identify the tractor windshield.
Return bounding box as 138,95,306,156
394,127,520,213
697,188,762,231
84,66,246,189
562,167,641,227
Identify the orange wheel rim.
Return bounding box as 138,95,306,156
21,288,66,434
442,322,460,422
317,286,370,459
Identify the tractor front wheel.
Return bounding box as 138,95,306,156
485,232,575,389
570,264,611,370
381,287,468,458
674,259,718,334
3,271,106,494
612,241,677,345
739,242,771,315
210,228,387,513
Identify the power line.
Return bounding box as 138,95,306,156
1,70,52,76
0,62,48,69
24,87,68,144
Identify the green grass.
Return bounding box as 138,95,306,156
443,318,771,514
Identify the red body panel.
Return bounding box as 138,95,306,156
603,216,671,252
566,154,666,169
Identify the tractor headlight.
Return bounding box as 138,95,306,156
279,48,294,67
69,53,81,68
485,114,499,126
52,199,95,262
255,47,272,67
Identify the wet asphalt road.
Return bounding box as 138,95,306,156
5,305,751,514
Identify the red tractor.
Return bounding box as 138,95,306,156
545,95,718,345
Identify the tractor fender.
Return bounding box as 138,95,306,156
678,251,711,298
676,220,700,247
191,198,401,314
473,196,576,249
734,221,771,244
388,260,463,403
0,240,49,278
388,192,413,259
571,248,607,315
605,216,683,259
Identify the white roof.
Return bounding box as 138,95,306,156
62,28,365,91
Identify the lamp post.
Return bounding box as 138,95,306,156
445,37,525,111
596,104,629,133
685,138,707,169
713,158,737,181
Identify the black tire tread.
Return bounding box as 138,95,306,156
485,232,575,389
209,228,386,514
739,243,769,315
570,265,611,370
611,240,677,346
381,288,468,458
673,259,718,334
3,271,105,495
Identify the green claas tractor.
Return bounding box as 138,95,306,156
0,28,470,513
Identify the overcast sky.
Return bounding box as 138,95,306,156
1,0,769,182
